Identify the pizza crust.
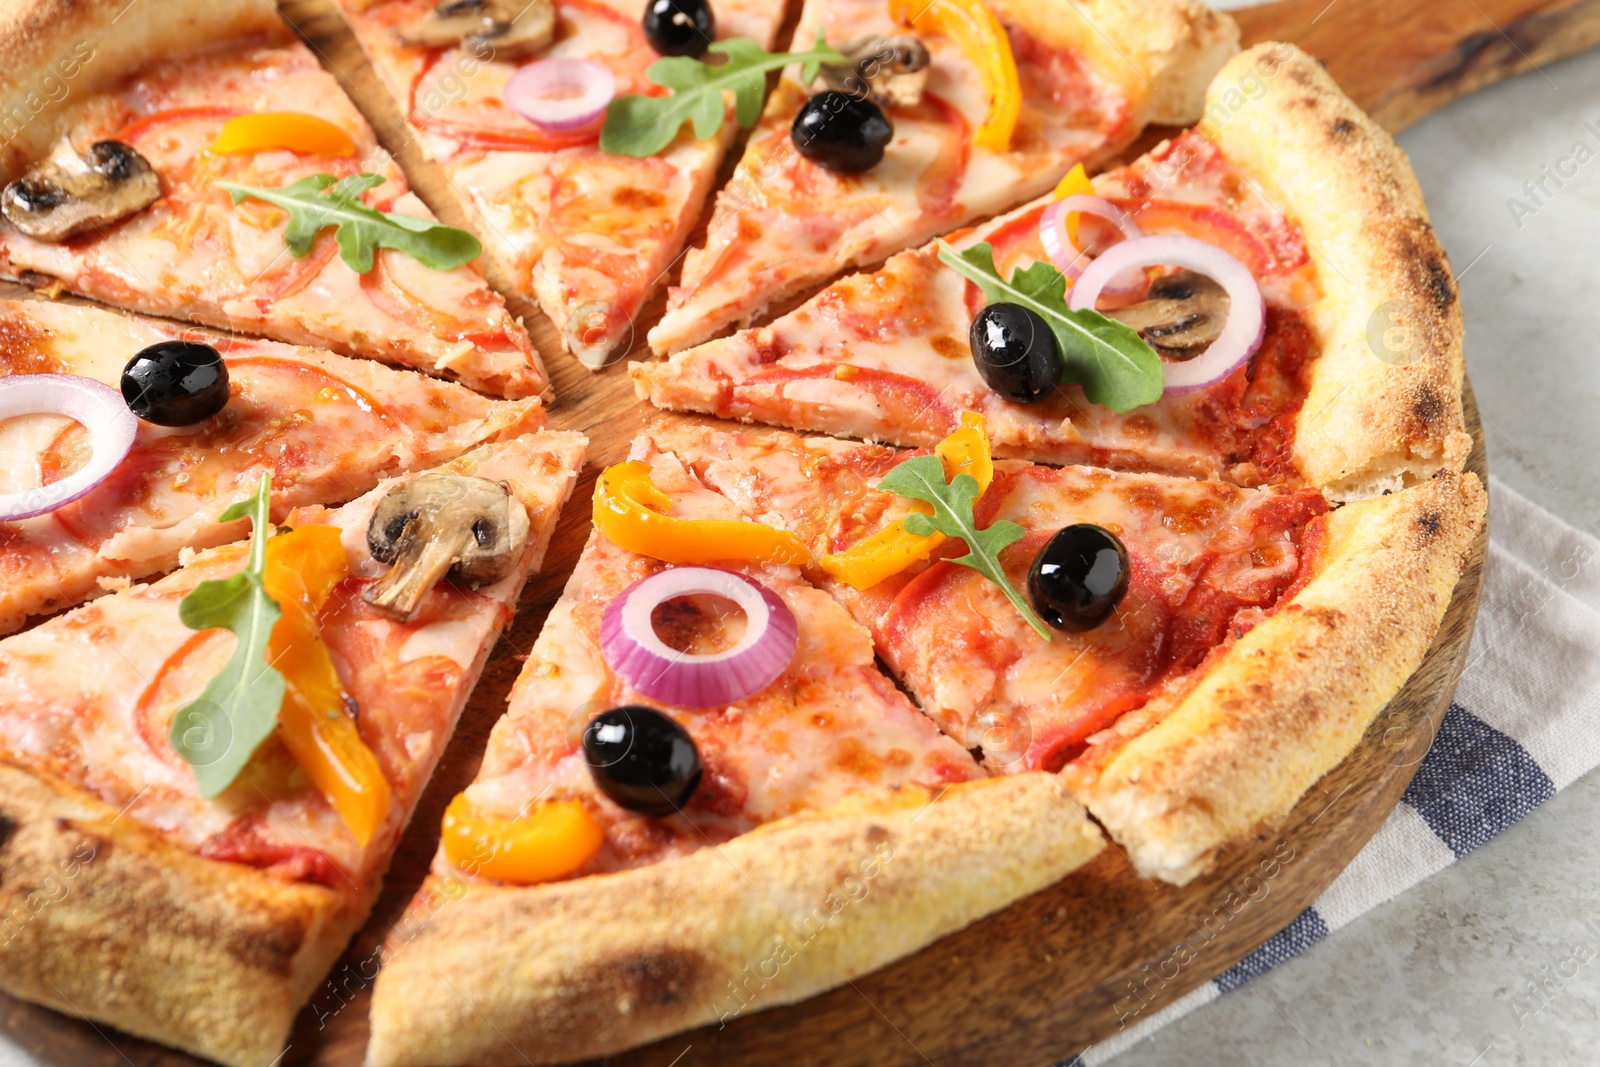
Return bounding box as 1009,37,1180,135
0,761,364,1067
1065,469,1485,885
1199,44,1471,500
367,774,1104,1067
0,0,286,183
995,0,1240,127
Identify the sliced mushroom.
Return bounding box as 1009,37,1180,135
396,0,555,60
362,473,531,621
1,136,160,242
817,35,930,109
1107,270,1232,360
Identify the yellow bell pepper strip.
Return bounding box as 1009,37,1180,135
890,0,1021,151
1052,162,1096,246
820,411,995,590
593,461,811,566
440,794,604,884
209,113,357,158
262,524,391,846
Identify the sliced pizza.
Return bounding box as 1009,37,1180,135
0,0,547,397
0,428,584,1067
0,296,544,635
645,0,1239,355
653,417,1483,884
333,0,788,367
634,44,1470,499
365,430,1104,1066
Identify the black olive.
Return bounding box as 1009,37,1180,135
1028,524,1130,632
642,0,715,58
120,340,230,426
969,302,1062,403
791,91,893,173
583,705,703,817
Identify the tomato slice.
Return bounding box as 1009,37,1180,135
1115,198,1279,278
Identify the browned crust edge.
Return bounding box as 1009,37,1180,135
0,762,360,1067
1067,468,1486,885
0,0,285,182
1201,43,1470,499
997,0,1240,127
365,774,1104,1067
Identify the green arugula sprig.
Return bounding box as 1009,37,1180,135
878,455,1052,642
169,474,286,796
601,31,846,157
218,173,482,274
938,240,1164,413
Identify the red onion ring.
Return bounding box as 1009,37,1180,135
1069,234,1266,395
600,567,798,708
504,59,617,132
1039,194,1144,294
0,374,138,522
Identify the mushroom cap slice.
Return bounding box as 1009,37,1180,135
817,35,930,109
1106,269,1231,359
395,0,555,60
363,473,532,622
1,136,161,243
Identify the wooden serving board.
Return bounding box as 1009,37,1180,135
5,0,1585,1061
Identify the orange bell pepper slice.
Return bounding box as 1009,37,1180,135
890,0,1021,151
262,525,391,846
819,411,995,590
209,112,357,158
593,461,811,566
1052,162,1096,246
440,794,604,884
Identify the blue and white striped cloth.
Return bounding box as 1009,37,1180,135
1066,478,1600,1065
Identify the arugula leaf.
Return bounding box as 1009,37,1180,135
217,173,482,274
169,473,286,796
878,454,1053,642
601,30,847,157
937,240,1165,413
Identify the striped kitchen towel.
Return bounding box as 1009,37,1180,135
1065,477,1600,1066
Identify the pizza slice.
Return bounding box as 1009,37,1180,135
644,0,1239,355
0,0,547,397
634,43,1471,499
0,296,544,635
0,428,584,1067
365,430,1104,1066
332,0,788,367
655,417,1484,884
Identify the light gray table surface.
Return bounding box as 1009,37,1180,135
1112,30,1600,1067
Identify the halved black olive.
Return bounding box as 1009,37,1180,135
1028,524,1130,632
120,340,229,427
583,705,703,817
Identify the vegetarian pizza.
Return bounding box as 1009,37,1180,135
334,0,790,367
0,430,584,1066
647,0,1238,355
635,44,1471,501
0,0,1488,1064
0,296,543,634
0,0,547,397
365,38,1484,1067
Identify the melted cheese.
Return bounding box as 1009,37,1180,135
0,35,541,397
663,426,1326,775
0,299,542,634
0,433,583,883
459,440,981,881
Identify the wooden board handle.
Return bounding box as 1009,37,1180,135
1234,0,1600,129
